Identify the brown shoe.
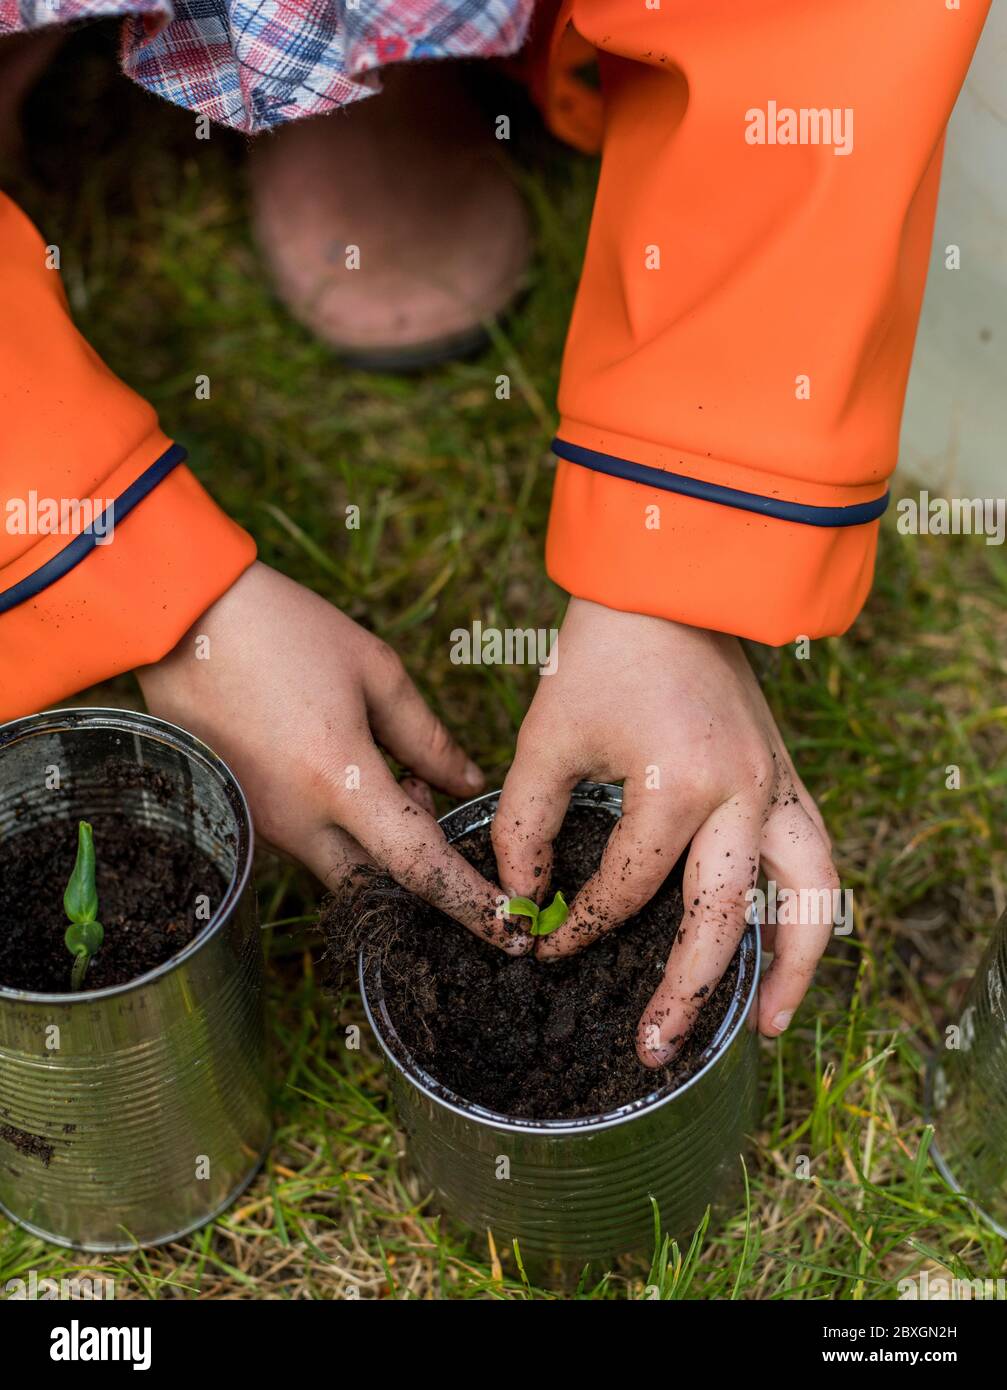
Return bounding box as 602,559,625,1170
249,65,532,369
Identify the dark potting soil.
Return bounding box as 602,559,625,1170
323,806,742,1121
0,816,228,994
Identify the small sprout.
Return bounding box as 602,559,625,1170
63,821,104,992
506,891,569,937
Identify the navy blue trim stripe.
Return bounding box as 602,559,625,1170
552,438,889,528
0,443,187,617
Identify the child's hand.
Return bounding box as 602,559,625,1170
492,598,839,1060
137,562,529,954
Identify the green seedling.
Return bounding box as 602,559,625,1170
506,891,569,937
63,821,104,992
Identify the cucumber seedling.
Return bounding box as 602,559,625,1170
63,821,104,991
506,891,569,936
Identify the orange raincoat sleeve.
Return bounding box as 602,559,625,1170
545,0,991,644
0,192,256,722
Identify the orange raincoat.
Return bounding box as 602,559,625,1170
0,0,992,720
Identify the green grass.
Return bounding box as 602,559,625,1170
1,27,1005,1299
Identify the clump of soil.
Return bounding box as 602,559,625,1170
323,805,744,1121
0,816,228,994
0,1120,54,1166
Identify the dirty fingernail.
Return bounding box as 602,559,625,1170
772,1009,793,1033
638,1023,673,1067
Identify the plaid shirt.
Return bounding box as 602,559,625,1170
0,0,534,133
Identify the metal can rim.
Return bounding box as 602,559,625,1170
360,781,760,1137
0,706,254,1007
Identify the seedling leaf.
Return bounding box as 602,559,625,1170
63,821,104,991
506,891,569,936
65,921,104,957
535,891,569,937
505,896,540,925
64,821,99,925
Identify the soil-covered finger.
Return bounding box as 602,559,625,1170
636,798,761,1065
539,785,702,961
339,768,528,952
492,754,579,901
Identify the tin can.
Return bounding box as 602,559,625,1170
927,908,1007,1236
361,782,761,1263
0,708,270,1252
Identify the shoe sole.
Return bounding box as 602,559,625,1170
332,321,495,373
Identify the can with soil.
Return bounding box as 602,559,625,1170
357,782,761,1264
0,708,270,1252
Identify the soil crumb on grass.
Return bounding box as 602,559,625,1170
0,817,227,994
323,805,742,1120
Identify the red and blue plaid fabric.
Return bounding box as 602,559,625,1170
0,0,534,133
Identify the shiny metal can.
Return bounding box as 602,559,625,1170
0,708,270,1252
928,908,1007,1236
361,782,761,1263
